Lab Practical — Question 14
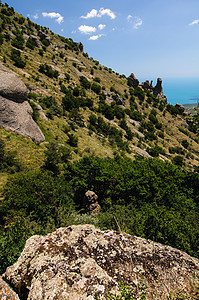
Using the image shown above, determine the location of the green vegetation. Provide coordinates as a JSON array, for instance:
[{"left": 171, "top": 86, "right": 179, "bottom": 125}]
[
  {"left": 0, "top": 6, "right": 199, "bottom": 298},
  {"left": 1, "top": 154, "right": 199, "bottom": 273},
  {"left": 39, "top": 63, "right": 59, "bottom": 78}
]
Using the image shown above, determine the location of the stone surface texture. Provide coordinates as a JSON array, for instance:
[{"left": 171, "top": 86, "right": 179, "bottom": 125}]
[
  {"left": 0, "top": 276, "right": 20, "bottom": 300},
  {"left": 0, "top": 62, "right": 45, "bottom": 142},
  {"left": 3, "top": 224, "right": 199, "bottom": 300}
]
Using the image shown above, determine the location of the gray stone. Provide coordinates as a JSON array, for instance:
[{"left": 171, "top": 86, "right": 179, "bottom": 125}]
[
  {"left": 0, "top": 62, "right": 45, "bottom": 142},
  {"left": 0, "top": 96, "right": 45, "bottom": 142},
  {"left": 3, "top": 225, "right": 199, "bottom": 300},
  {"left": 0, "top": 69, "right": 28, "bottom": 103}
]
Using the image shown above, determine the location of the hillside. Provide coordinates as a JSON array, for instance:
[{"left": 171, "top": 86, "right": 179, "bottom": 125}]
[
  {"left": 0, "top": 2, "right": 198, "bottom": 175},
  {"left": 1, "top": 3, "right": 199, "bottom": 298}
]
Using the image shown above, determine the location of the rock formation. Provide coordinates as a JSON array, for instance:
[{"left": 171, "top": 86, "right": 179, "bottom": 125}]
[
  {"left": 84, "top": 190, "right": 101, "bottom": 214},
  {"left": 127, "top": 73, "right": 139, "bottom": 88},
  {"left": 0, "top": 63, "right": 45, "bottom": 142},
  {"left": 141, "top": 77, "right": 167, "bottom": 102},
  {"left": 175, "top": 103, "right": 185, "bottom": 115},
  {"left": 3, "top": 225, "right": 199, "bottom": 300}
]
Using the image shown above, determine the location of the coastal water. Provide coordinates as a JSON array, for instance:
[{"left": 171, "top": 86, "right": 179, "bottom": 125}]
[{"left": 140, "top": 77, "right": 199, "bottom": 105}]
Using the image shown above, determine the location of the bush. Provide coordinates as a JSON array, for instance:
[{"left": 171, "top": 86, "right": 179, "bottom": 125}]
[
  {"left": 39, "top": 64, "right": 59, "bottom": 79},
  {"left": 181, "top": 139, "right": 189, "bottom": 149},
  {"left": 10, "top": 48, "right": 26, "bottom": 68},
  {"left": 173, "top": 155, "right": 184, "bottom": 166},
  {"left": 79, "top": 76, "right": 91, "bottom": 89},
  {"left": 91, "top": 82, "right": 101, "bottom": 94},
  {"left": 28, "top": 100, "right": 39, "bottom": 123},
  {"left": 67, "top": 133, "right": 78, "bottom": 147},
  {"left": 11, "top": 31, "right": 24, "bottom": 50},
  {"left": 26, "top": 37, "right": 36, "bottom": 50}
]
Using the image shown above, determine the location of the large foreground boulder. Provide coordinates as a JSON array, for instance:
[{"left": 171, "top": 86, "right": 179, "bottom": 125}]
[
  {"left": 0, "top": 63, "right": 45, "bottom": 142},
  {"left": 3, "top": 224, "right": 199, "bottom": 299}
]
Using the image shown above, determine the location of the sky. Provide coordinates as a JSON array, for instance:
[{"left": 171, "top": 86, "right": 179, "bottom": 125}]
[{"left": 2, "top": 0, "right": 199, "bottom": 81}]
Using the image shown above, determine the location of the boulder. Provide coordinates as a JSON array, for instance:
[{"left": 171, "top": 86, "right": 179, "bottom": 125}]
[
  {"left": 0, "top": 96, "right": 45, "bottom": 142},
  {"left": 0, "top": 63, "right": 45, "bottom": 142},
  {"left": 0, "top": 69, "right": 28, "bottom": 102},
  {"left": 175, "top": 103, "right": 185, "bottom": 115},
  {"left": 3, "top": 225, "right": 199, "bottom": 300}
]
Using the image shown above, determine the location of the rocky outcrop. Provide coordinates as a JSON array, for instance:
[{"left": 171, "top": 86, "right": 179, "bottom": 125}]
[
  {"left": 153, "top": 78, "right": 164, "bottom": 99},
  {"left": 38, "top": 30, "right": 51, "bottom": 45},
  {"left": 175, "top": 103, "right": 185, "bottom": 115},
  {"left": 3, "top": 225, "right": 199, "bottom": 300},
  {"left": 140, "top": 77, "right": 167, "bottom": 102},
  {"left": 0, "top": 63, "right": 45, "bottom": 142},
  {"left": 127, "top": 73, "right": 139, "bottom": 88},
  {"left": 105, "top": 92, "right": 124, "bottom": 105}
]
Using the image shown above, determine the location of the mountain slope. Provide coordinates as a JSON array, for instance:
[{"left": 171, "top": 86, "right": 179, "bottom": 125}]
[{"left": 0, "top": 1, "right": 198, "bottom": 174}]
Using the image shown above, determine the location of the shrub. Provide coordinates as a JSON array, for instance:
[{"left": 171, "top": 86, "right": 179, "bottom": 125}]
[
  {"left": 10, "top": 48, "right": 26, "bottom": 68},
  {"left": 173, "top": 155, "right": 184, "bottom": 167},
  {"left": 79, "top": 76, "right": 91, "bottom": 89},
  {"left": 91, "top": 82, "right": 101, "bottom": 94},
  {"left": 26, "top": 37, "right": 36, "bottom": 50},
  {"left": 181, "top": 139, "right": 189, "bottom": 149},
  {"left": 67, "top": 133, "right": 78, "bottom": 147},
  {"left": 28, "top": 100, "right": 39, "bottom": 123},
  {"left": 39, "top": 64, "right": 59, "bottom": 79}
]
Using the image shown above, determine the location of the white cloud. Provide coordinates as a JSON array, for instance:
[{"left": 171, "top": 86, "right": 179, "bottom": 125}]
[
  {"left": 134, "top": 17, "right": 143, "bottom": 29},
  {"left": 89, "top": 34, "right": 103, "bottom": 40},
  {"left": 99, "top": 8, "right": 116, "bottom": 19},
  {"left": 127, "top": 15, "right": 133, "bottom": 22},
  {"left": 127, "top": 15, "right": 143, "bottom": 29},
  {"left": 98, "top": 24, "right": 106, "bottom": 30},
  {"left": 81, "top": 9, "right": 98, "bottom": 19},
  {"left": 81, "top": 8, "right": 116, "bottom": 20},
  {"left": 78, "top": 25, "right": 96, "bottom": 34},
  {"left": 189, "top": 19, "right": 199, "bottom": 26},
  {"left": 42, "top": 12, "right": 64, "bottom": 24},
  {"left": 33, "top": 13, "right": 39, "bottom": 20}
]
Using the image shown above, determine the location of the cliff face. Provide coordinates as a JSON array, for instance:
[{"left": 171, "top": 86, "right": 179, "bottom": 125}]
[
  {"left": 0, "top": 62, "right": 45, "bottom": 142},
  {"left": 3, "top": 225, "right": 199, "bottom": 299}
]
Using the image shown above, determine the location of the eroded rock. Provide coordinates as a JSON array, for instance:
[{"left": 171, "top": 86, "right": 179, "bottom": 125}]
[
  {"left": 3, "top": 225, "right": 199, "bottom": 299},
  {"left": 0, "top": 69, "right": 28, "bottom": 102},
  {"left": 127, "top": 73, "right": 139, "bottom": 88},
  {"left": 0, "top": 63, "right": 45, "bottom": 142},
  {"left": 85, "top": 190, "right": 101, "bottom": 214}
]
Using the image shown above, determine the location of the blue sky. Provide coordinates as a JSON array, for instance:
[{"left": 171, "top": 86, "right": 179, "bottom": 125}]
[{"left": 3, "top": 0, "right": 199, "bottom": 80}]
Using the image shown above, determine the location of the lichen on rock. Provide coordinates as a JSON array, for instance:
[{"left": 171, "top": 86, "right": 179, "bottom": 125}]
[{"left": 3, "top": 224, "right": 199, "bottom": 299}]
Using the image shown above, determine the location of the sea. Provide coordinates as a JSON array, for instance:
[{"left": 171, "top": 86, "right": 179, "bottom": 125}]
[{"left": 140, "top": 77, "right": 199, "bottom": 106}]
